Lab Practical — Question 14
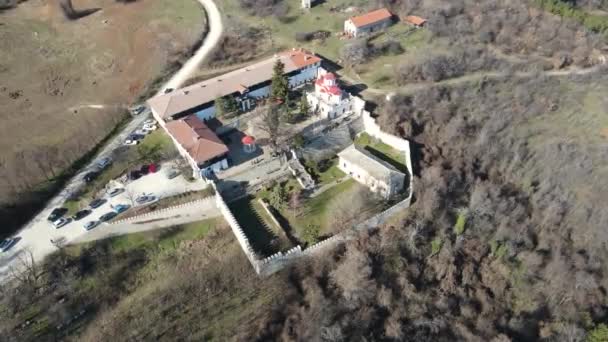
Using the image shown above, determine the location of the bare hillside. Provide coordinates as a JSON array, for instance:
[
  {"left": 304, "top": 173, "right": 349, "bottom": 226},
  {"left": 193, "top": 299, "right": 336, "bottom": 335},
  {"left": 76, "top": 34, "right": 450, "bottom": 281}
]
[{"left": 0, "top": 0, "right": 205, "bottom": 235}]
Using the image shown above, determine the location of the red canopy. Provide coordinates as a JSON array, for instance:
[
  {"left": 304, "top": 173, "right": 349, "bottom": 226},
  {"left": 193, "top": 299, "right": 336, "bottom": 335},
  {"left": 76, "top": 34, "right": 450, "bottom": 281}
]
[{"left": 242, "top": 135, "right": 255, "bottom": 145}]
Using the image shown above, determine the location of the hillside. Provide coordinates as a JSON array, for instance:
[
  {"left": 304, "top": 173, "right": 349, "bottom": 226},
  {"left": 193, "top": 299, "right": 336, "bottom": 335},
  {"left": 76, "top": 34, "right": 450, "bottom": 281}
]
[
  {"left": 1, "top": 0, "right": 608, "bottom": 341},
  {"left": 0, "top": 0, "right": 205, "bottom": 236}
]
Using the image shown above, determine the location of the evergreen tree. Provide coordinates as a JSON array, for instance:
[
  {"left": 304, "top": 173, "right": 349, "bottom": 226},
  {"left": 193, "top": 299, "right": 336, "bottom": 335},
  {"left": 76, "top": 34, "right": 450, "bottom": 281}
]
[
  {"left": 215, "top": 95, "right": 239, "bottom": 117},
  {"left": 270, "top": 59, "right": 289, "bottom": 101},
  {"left": 224, "top": 95, "right": 239, "bottom": 114},
  {"left": 214, "top": 96, "right": 226, "bottom": 117},
  {"left": 299, "top": 95, "right": 310, "bottom": 117}
]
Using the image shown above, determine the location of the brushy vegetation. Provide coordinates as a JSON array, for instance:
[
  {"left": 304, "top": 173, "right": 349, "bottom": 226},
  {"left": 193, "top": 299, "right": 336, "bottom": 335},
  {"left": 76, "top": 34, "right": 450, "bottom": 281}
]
[{"left": 534, "top": 0, "right": 608, "bottom": 35}]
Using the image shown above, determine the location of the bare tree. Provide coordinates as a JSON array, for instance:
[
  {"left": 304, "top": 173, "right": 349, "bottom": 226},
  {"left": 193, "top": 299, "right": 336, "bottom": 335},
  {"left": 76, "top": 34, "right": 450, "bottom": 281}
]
[
  {"left": 255, "top": 105, "right": 290, "bottom": 152},
  {"left": 289, "top": 189, "right": 302, "bottom": 219},
  {"left": 10, "top": 249, "right": 42, "bottom": 288}
]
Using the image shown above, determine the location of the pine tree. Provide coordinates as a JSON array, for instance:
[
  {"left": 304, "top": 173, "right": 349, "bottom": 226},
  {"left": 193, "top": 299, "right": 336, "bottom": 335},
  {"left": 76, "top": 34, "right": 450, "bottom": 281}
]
[
  {"left": 270, "top": 59, "right": 289, "bottom": 101},
  {"left": 214, "top": 96, "right": 226, "bottom": 117},
  {"left": 224, "top": 95, "right": 239, "bottom": 114},
  {"left": 299, "top": 95, "right": 310, "bottom": 117}
]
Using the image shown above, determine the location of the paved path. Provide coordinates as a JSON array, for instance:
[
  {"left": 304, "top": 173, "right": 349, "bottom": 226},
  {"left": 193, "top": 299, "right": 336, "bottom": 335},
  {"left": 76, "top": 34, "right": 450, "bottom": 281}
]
[
  {"left": 0, "top": 0, "right": 223, "bottom": 282},
  {"left": 71, "top": 197, "right": 219, "bottom": 244}
]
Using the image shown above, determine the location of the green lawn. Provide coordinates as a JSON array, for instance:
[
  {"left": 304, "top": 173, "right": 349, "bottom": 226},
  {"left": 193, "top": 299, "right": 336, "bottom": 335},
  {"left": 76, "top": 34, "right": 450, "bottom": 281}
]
[
  {"left": 354, "top": 132, "right": 407, "bottom": 172},
  {"left": 287, "top": 179, "right": 358, "bottom": 243},
  {"left": 138, "top": 129, "right": 176, "bottom": 157},
  {"left": 228, "top": 197, "right": 290, "bottom": 256},
  {"left": 317, "top": 160, "right": 346, "bottom": 185},
  {"left": 304, "top": 157, "right": 346, "bottom": 186}
]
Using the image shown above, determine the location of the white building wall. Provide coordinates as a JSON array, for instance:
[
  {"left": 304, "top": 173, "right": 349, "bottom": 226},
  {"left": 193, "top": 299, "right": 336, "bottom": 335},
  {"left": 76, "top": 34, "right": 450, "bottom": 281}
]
[
  {"left": 248, "top": 85, "right": 271, "bottom": 99},
  {"left": 338, "top": 157, "right": 390, "bottom": 197},
  {"left": 195, "top": 105, "right": 216, "bottom": 122},
  {"left": 344, "top": 20, "right": 357, "bottom": 37},
  {"left": 288, "top": 63, "right": 320, "bottom": 87}
]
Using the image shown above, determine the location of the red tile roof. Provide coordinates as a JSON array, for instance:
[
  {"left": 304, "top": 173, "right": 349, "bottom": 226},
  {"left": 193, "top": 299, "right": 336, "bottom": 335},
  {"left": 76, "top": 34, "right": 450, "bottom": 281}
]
[
  {"left": 148, "top": 49, "right": 321, "bottom": 119},
  {"left": 165, "top": 116, "right": 228, "bottom": 165},
  {"left": 279, "top": 48, "right": 322, "bottom": 69},
  {"left": 404, "top": 15, "right": 427, "bottom": 26},
  {"left": 348, "top": 8, "right": 392, "bottom": 28}
]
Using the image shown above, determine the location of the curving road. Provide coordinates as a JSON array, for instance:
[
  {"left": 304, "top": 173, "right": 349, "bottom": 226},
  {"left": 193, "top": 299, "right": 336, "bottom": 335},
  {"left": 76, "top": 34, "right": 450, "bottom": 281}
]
[{"left": 0, "top": 0, "right": 223, "bottom": 282}]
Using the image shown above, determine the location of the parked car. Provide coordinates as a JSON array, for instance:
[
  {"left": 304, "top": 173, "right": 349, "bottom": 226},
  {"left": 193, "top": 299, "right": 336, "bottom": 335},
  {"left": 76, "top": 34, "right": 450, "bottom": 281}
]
[
  {"left": 71, "top": 209, "right": 92, "bottom": 221},
  {"left": 99, "top": 212, "right": 117, "bottom": 222},
  {"left": 133, "top": 129, "right": 150, "bottom": 136},
  {"left": 97, "top": 157, "right": 112, "bottom": 170},
  {"left": 128, "top": 170, "right": 142, "bottom": 180},
  {"left": 0, "top": 238, "right": 18, "bottom": 252},
  {"left": 140, "top": 164, "right": 150, "bottom": 175},
  {"left": 135, "top": 195, "right": 157, "bottom": 205},
  {"left": 89, "top": 198, "right": 107, "bottom": 209},
  {"left": 143, "top": 119, "right": 156, "bottom": 126},
  {"left": 148, "top": 163, "right": 158, "bottom": 173},
  {"left": 164, "top": 88, "right": 174, "bottom": 94},
  {"left": 165, "top": 169, "right": 180, "bottom": 179},
  {"left": 130, "top": 105, "right": 146, "bottom": 116},
  {"left": 113, "top": 204, "right": 131, "bottom": 214},
  {"left": 142, "top": 124, "right": 157, "bottom": 132},
  {"left": 52, "top": 217, "right": 71, "bottom": 229},
  {"left": 47, "top": 207, "right": 68, "bottom": 222},
  {"left": 83, "top": 221, "right": 100, "bottom": 231},
  {"left": 107, "top": 188, "right": 125, "bottom": 197},
  {"left": 124, "top": 139, "right": 140, "bottom": 146},
  {"left": 84, "top": 171, "right": 100, "bottom": 183}
]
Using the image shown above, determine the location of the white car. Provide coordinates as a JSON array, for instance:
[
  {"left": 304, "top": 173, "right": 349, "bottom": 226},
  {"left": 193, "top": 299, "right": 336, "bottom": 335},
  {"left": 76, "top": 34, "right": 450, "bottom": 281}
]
[
  {"left": 142, "top": 124, "right": 158, "bottom": 131},
  {"left": 143, "top": 119, "right": 156, "bottom": 126},
  {"left": 124, "top": 139, "right": 139, "bottom": 146},
  {"left": 52, "top": 218, "right": 71, "bottom": 229},
  {"left": 133, "top": 129, "right": 150, "bottom": 136}
]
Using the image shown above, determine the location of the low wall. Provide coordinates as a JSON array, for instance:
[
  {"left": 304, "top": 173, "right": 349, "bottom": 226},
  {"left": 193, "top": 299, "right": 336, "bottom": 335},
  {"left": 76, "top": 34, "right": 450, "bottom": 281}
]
[
  {"left": 362, "top": 110, "right": 414, "bottom": 204},
  {"left": 212, "top": 183, "right": 260, "bottom": 271},
  {"left": 257, "top": 199, "right": 283, "bottom": 231},
  {"left": 111, "top": 197, "right": 215, "bottom": 225},
  {"left": 287, "top": 150, "right": 315, "bottom": 190}
]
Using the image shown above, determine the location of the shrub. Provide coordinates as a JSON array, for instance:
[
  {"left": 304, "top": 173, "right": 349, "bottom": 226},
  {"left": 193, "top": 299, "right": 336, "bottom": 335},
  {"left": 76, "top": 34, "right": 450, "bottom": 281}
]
[
  {"left": 587, "top": 324, "right": 608, "bottom": 342},
  {"left": 295, "top": 32, "right": 314, "bottom": 42},
  {"left": 454, "top": 211, "right": 467, "bottom": 235},
  {"left": 301, "top": 223, "right": 320, "bottom": 245},
  {"left": 430, "top": 237, "right": 443, "bottom": 256}
]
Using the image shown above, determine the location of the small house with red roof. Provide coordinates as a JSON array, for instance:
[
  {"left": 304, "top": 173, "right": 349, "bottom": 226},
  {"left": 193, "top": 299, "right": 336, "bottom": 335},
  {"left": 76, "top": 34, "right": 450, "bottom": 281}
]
[
  {"left": 165, "top": 115, "right": 229, "bottom": 177},
  {"left": 403, "top": 15, "right": 427, "bottom": 27},
  {"left": 344, "top": 8, "right": 393, "bottom": 38}
]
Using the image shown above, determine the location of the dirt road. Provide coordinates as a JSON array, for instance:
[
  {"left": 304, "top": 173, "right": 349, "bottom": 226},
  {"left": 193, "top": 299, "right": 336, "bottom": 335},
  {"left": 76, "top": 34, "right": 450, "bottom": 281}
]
[{"left": 0, "top": 0, "right": 223, "bottom": 282}]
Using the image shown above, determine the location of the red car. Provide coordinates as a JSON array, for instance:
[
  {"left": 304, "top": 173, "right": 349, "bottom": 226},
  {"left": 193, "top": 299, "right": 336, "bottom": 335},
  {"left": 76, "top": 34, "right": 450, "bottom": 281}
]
[{"left": 149, "top": 163, "right": 158, "bottom": 173}]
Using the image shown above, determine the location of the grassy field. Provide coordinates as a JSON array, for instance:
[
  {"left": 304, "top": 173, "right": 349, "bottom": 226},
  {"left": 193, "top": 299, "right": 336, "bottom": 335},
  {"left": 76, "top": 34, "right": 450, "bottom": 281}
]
[
  {"left": 355, "top": 132, "right": 407, "bottom": 172},
  {"left": 282, "top": 179, "right": 359, "bottom": 244}
]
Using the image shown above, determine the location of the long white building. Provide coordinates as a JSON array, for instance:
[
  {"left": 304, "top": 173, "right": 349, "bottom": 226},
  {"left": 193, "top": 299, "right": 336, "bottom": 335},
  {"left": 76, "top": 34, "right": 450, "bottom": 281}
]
[{"left": 147, "top": 49, "right": 322, "bottom": 124}]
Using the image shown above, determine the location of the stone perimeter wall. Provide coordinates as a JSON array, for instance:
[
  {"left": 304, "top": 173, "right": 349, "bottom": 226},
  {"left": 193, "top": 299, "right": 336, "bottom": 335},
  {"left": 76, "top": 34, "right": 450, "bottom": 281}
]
[{"left": 214, "top": 104, "right": 415, "bottom": 277}]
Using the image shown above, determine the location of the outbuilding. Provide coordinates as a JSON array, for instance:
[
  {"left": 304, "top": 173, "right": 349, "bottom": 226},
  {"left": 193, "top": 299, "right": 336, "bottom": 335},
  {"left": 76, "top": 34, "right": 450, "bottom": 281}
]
[{"left": 344, "top": 8, "right": 393, "bottom": 38}]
